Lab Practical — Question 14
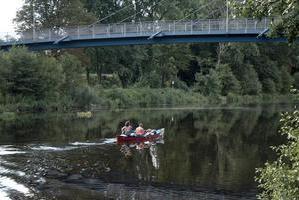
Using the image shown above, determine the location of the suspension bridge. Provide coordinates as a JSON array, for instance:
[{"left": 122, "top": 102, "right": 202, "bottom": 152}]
[{"left": 0, "top": 18, "right": 285, "bottom": 51}]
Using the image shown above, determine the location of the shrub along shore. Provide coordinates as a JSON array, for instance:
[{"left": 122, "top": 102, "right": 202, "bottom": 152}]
[
  {"left": 0, "top": 47, "right": 298, "bottom": 116},
  {"left": 0, "top": 87, "right": 298, "bottom": 114}
]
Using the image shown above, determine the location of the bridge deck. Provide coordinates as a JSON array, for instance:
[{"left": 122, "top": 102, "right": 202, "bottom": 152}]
[{"left": 0, "top": 18, "right": 284, "bottom": 50}]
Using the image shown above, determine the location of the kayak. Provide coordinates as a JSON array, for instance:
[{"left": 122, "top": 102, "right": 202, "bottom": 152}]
[{"left": 117, "top": 128, "right": 165, "bottom": 144}]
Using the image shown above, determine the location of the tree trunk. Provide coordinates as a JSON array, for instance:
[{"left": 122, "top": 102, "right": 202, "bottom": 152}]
[
  {"left": 86, "top": 66, "right": 90, "bottom": 85},
  {"left": 217, "top": 43, "right": 226, "bottom": 65},
  {"left": 118, "top": 74, "right": 126, "bottom": 88},
  {"left": 95, "top": 48, "right": 101, "bottom": 83},
  {"left": 99, "top": 64, "right": 103, "bottom": 84},
  {"left": 161, "top": 73, "right": 165, "bottom": 88}
]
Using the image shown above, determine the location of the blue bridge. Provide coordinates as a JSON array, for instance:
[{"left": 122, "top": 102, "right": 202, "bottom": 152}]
[{"left": 0, "top": 18, "right": 286, "bottom": 51}]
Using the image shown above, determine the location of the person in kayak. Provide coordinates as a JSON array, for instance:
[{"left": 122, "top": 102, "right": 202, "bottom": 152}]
[
  {"left": 136, "top": 123, "right": 145, "bottom": 136},
  {"left": 121, "top": 121, "right": 133, "bottom": 135}
]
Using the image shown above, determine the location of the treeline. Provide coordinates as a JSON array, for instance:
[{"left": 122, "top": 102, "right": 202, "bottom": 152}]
[
  {"left": 0, "top": 48, "right": 90, "bottom": 111},
  {"left": 1, "top": 0, "right": 298, "bottom": 111}
]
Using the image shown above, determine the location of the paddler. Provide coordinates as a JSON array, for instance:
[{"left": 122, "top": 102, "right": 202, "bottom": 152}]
[
  {"left": 121, "top": 121, "right": 133, "bottom": 135},
  {"left": 136, "top": 123, "right": 145, "bottom": 136}
]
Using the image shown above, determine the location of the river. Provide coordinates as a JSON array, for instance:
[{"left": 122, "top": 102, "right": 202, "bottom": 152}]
[{"left": 0, "top": 104, "right": 295, "bottom": 200}]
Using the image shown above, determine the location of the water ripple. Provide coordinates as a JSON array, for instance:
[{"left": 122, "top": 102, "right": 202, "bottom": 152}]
[
  {"left": 0, "top": 146, "right": 26, "bottom": 155},
  {"left": 70, "top": 138, "right": 116, "bottom": 146}
]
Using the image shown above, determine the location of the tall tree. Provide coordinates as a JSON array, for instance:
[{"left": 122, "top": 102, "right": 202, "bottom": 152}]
[
  {"left": 15, "top": 0, "right": 96, "bottom": 31},
  {"left": 236, "top": 0, "right": 299, "bottom": 42}
]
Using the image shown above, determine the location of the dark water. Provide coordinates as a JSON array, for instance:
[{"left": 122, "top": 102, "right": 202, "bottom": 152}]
[{"left": 0, "top": 104, "right": 295, "bottom": 200}]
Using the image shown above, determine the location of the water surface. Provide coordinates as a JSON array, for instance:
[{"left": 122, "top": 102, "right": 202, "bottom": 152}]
[{"left": 0, "top": 104, "right": 294, "bottom": 199}]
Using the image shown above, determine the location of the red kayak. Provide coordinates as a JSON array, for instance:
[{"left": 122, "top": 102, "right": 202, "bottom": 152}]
[{"left": 117, "top": 128, "right": 164, "bottom": 144}]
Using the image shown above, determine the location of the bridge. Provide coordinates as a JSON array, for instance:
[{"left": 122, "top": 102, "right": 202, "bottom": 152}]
[{"left": 0, "top": 18, "right": 286, "bottom": 51}]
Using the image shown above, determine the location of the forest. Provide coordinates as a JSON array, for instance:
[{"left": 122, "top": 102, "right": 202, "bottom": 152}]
[{"left": 0, "top": 0, "right": 298, "bottom": 112}]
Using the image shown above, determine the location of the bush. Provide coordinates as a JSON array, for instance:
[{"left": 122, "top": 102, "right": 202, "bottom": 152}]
[
  {"left": 255, "top": 110, "right": 299, "bottom": 200},
  {"left": 262, "top": 79, "right": 276, "bottom": 94},
  {"left": 280, "top": 67, "right": 293, "bottom": 94},
  {"left": 0, "top": 47, "right": 64, "bottom": 101},
  {"left": 173, "top": 79, "right": 189, "bottom": 91},
  {"left": 194, "top": 70, "right": 221, "bottom": 96},
  {"left": 0, "top": 112, "right": 16, "bottom": 121},
  {"left": 216, "top": 64, "right": 241, "bottom": 96},
  {"left": 240, "top": 64, "right": 262, "bottom": 95},
  {"left": 101, "top": 73, "right": 121, "bottom": 88},
  {"left": 96, "top": 88, "right": 206, "bottom": 108},
  {"left": 135, "top": 72, "right": 161, "bottom": 88},
  {"left": 70, "top": 86, "right": 100, "bottom": 109},
  {"left": 59, "top": 53, "right": 84, "bottom": 90}
]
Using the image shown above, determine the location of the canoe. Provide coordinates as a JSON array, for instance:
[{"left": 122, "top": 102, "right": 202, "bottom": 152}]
[{"left": 117, "top": 128, "right": 165, "bottom": 144}]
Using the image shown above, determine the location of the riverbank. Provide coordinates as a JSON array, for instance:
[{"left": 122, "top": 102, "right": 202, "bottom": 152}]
[
  {"left": 95, "top": 88, "right": 299, "bottom": 109},
  {"left": 0, "top": 88, "right": 298, "bottom": 119}
]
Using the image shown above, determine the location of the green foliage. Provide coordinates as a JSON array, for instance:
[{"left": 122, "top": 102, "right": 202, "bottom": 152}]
[
  {"left": 280, "top": 67, "right": 293, "bottom": 94},
  {"left": 59, "top": 53, "right": 84, "bottom": 90},
  {"left": 135, "top": 71, "right": 161, "bottom": 89},
  {"left": 15, "top": 0, "right": 95, "bottom": 31},
  {"left": 70, "top": 86, "right": 100, "bottom": 109},
  {"left": 194, "top": 64, "right": 240, "bottom": 96},
  {"left": 262, "top": 79, "right": 276, "bottom": 94},
  {"left": 194, "top": 70, "right": 221, "bottom": 96},
  {"left": 237, "top": 0, "right": 299, "bottom": 42},
  {"left": 100, "top": 74, "right": 122, "bottom": 88},
  {"left": 0, "top": 112, "right": 16, "bottom": 121},
  {"left": 0, "top": 47, "right": 64, "bottom": 101},
  {"left": 256, "top": 110, "right": 299, "bottom": 200},
  {"left": 240, "top": 64, "right": 262, "bottom": 95},
  {"left": 216, "top": 64, "right": 240, "bottom": 96},
  {"left": 98, "top": 88, "right": 207, "bottom": 108}
]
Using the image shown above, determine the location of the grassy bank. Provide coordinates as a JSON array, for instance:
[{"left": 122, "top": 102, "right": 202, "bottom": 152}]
[
  {"left": 0, "top": 87, "right": 297, "bottom": 117},
  {"left": 74, "top": 87, "right": 299, "bottom": 109}
]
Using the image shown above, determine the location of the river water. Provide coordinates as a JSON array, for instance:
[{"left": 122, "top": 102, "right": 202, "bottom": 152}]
[{"left": 0, "top": 104, "right": 295, "bottom": 200}]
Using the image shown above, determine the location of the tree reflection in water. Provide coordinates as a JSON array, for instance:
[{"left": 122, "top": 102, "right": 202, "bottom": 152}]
[{"left": 0, "top": 104, "right": 295, "bottom": 199}]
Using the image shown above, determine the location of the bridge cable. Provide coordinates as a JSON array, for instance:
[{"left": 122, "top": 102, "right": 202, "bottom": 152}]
[
  {"left": 205, "top": 6, "right": 227, "bottom": 19},
  {"left": 66, "top": 0, "right": 147, "bottom": 38},
  {"left": 117, "top": 0, "right": 169, "bottom": 24},
  {"left": 177, "top": 0, "right": 219, "bottom": 22},
  {"left": 89, "top": 0, "right": 146, "bottom": 27},
  {"left": 118, "top": 0, "right": 218, "bottom": 24}
]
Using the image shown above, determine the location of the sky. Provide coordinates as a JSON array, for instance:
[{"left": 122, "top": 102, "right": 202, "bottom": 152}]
[{"left": 0, "top": 0, "right": 23, "bottom": 33}]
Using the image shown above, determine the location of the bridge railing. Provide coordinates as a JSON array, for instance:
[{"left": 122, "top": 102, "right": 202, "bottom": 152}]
[{"left": 0, "top": 18, "right": 273, "bottom": 44}]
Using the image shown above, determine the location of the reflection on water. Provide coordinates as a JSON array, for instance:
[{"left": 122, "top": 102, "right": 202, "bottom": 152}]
[{"left": 0, "top": 104, "right": 295, "bottom": 199}]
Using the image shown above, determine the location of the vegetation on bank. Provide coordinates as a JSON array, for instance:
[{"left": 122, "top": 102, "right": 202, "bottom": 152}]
[
  {"left": 0, "top": 47, "right": 298, "bottom": 114},
  {"left": 236, "top": 0, "right": 299, "bottom": 42},
  {"left": 255, "top": 110, "right": 299, "bottom": 199}
]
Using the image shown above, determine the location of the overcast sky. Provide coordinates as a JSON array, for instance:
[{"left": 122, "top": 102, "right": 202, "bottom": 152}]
[{"left": 0, "top": 0, "right": 23, "bottom": 33}]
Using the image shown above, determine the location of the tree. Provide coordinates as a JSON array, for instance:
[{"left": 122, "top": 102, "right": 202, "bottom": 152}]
[
  {"left": 59, "top": 53, "right": 84, "bottom": 91},
  {"left": 15, "top": 0, "right": 95, "bottom": 31},
  {"left": 240, "top": 64, "right": 262, "bottom": 95},
  {"left": 85, "top": 47, "right": 114, "bottom": 84},
  {"left": 216, "top": 64, "right": 240, "bottom": 96},
  {"left": 0, "top": 47, "right": 64, "bottom": 101},
  {"left": 237, "top": 0, "right": 299, "bottom": 42},
  {"left": 262, "top": 79, "right": 276, "bottom": 94},
  {"left": 194, "top": 70, "right": 221, "bottom": 96},
  {"left": 280, "top": 67, "right": 293, "bottom": 94},
  {"left": 152, "top": 45, "right": 191, "bottom": 87}
]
